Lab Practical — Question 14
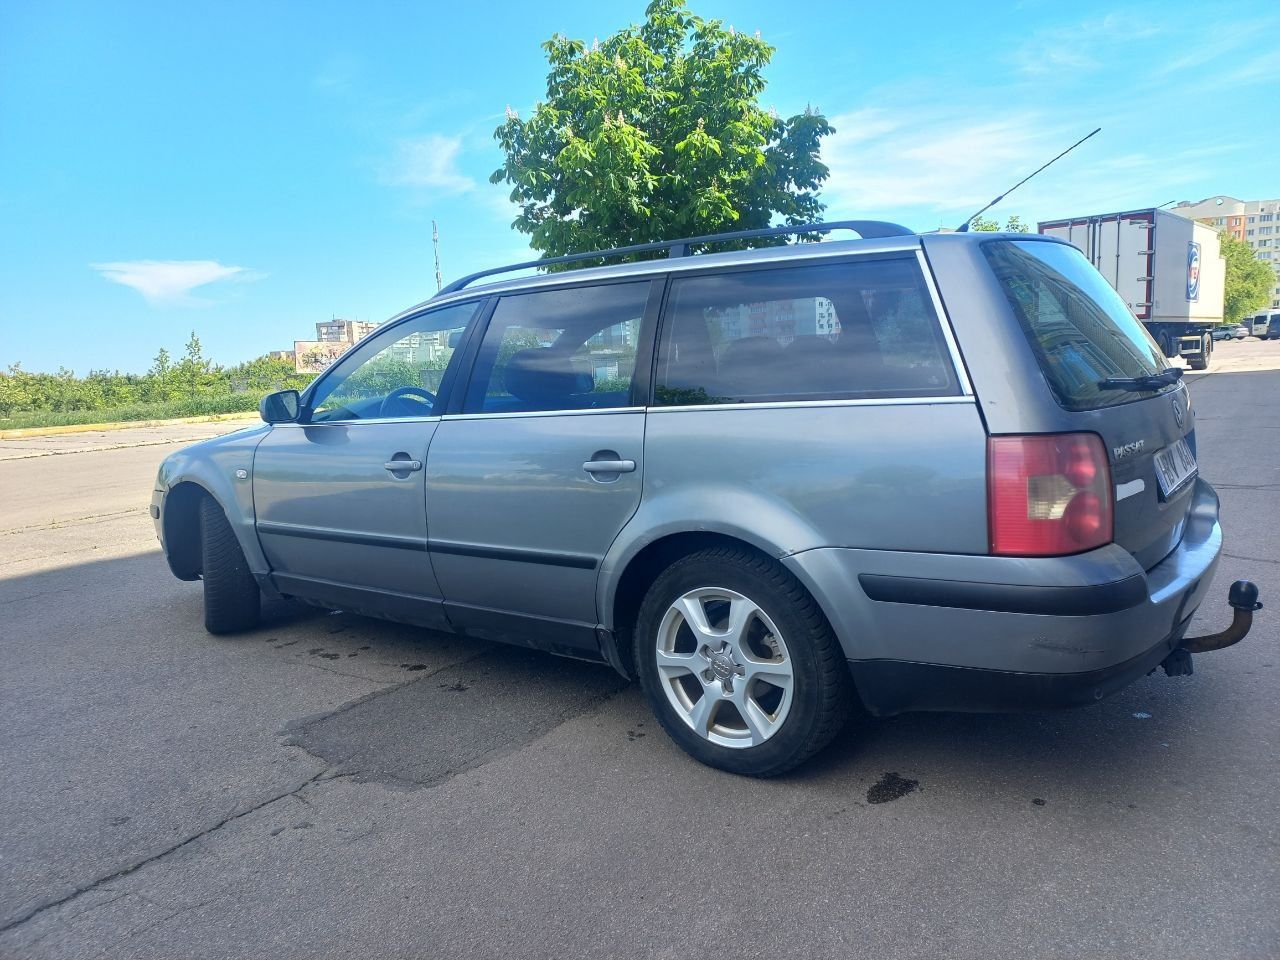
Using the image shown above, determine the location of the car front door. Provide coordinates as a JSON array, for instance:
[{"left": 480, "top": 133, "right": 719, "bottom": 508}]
[
  {"left": 425, "top": 279, "right": 659, "bottom": 657},
  {"left": 252, "top": 300, "right": 482, "bottom": 627}
]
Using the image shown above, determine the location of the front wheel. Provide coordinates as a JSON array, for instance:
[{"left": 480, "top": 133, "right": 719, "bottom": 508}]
[
  {"left": 634, "top": 546, "right": 853, "bottom": 777},
  {"left": 199, "top": 496, "right": 261, "bottom": 634}
]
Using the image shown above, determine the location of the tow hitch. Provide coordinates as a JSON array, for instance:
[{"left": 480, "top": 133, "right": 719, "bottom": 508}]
[{"left": 1162, "top": 580, "right": 1262, "bottom": 676}]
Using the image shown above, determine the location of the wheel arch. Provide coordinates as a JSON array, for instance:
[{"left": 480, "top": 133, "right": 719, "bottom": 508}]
[
  {"left": 162, "top": 480, "right": 212, "bottom": 580},
  {"left": 160, "top": 476, "right": 269, "bottom": 590},
  {"left": 603, "top": 528, "right": 840, "bottom": 681}
]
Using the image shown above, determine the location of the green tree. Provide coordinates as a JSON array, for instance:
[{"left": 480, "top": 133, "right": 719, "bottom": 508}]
[
  {"left": 175, "top": 331, "right": 213, "bottom": 398},
  {"left": 1219, "top": 231, "right": 1274, "bottom": 324},
  {"left": 145, "top": 346, "right": 175, "bottom": 401},
  {"left": 150, "top": 347, "right": 171, "bottom": 376},
  {"left": 971, "top": 215, "right": 1030, "bottom": 233},
  {"left": 490, "top": 0, "right": 834, "bottom": 260}
]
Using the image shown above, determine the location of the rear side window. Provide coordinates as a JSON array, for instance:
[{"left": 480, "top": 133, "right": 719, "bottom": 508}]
[
  {"left": 462, "top": 281, "right": 651, "bottom": 414},
  {"left": 983, "top": 240, "right": 1168, "bottom": 411},
  {"left": 653, "top": 258, "right": 957, "bottom": 406}
]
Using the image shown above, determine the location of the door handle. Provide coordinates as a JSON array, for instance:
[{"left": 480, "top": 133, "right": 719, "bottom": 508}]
[
  {"left": 384, "top": 459, "right": 422, "bottom": 472},
  {"left": 583, "top": 459, "right": 636, "bottom": 474}
]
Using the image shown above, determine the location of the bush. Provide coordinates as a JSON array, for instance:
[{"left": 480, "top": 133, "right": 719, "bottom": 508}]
[{"left": 0, "top": 339, "right": 317, "bottom": 427}]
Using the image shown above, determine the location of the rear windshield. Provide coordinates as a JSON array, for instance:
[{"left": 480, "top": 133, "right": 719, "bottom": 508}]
[{"left": 983, "top": 239, "right": 1168, "bottom": 411}]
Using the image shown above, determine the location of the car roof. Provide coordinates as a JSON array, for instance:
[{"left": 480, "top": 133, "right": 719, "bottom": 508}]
[{"left": 385, "top": 229, "right": 1069, "bottom": 325}]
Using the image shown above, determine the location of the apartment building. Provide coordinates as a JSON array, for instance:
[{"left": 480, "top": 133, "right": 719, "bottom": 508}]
[
  {"left": 315, "top": 319, "right": 379, "bottom": 344},
  {"left": 1172, "top": 196, "right": 1280, "bottom": 308},
  {"left": 282, "top": 318, "right": 384, "bottom": 373}
]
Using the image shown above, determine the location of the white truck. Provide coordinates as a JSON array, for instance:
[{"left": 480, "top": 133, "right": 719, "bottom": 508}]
[{"left": 1038, "top": 208, "right": 1226, "bottom": 370}]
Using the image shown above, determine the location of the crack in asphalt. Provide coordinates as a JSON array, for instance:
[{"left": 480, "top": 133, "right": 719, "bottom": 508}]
[
  {"left": 288, "top": 656, "right": 392, "bottom": 682},
  {"left": 0, "top": 645, "right": 537, "bottom": 941},
  {"left": 1, "top": 538, "right": 154, "bottom": 568},
  {"left": 0, "top": 436, "right": 229, "bottom": 461},
  {"left": 0, "top": 767, "right": 330, "bottom": 937},
  {"left": 1222, "top": 551, "right": 1280, "bottom": 567},
  {"left": 283, "top": 648, "right": 494, "bottom": 738},
  {"left": 0, "top": 508, "right": 143, "bottom": 537}
]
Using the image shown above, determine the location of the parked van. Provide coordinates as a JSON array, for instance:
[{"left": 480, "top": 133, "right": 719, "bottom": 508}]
[
  {"left": 151, "top": 222, "right": 1258, "bottom": 776},
  {"left": 1248, "top": 313, "right": 1278, "bottom": 340}
]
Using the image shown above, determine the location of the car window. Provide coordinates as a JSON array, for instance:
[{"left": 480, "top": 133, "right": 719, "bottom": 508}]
[
  {"left": 983, "top": 240, "right": 1168, "bottom": 412},
  {"left": 308, "top": 301, "right": 480, "bottom": 422},
  {"left": 652, "top": 258, "right": 957, "bottom": 406},
  {"left": 462, "top": 282, "right": 651, "bottom": 414}
]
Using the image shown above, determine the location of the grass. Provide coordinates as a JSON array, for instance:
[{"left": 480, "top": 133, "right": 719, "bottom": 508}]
[{"left": 0, "top": 394, "right": 262, "bottom": 431}]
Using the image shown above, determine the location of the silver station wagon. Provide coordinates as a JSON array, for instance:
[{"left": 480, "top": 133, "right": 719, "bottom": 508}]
[{"left": 152, "top": 221, "right": 1260, "bottom": 776}]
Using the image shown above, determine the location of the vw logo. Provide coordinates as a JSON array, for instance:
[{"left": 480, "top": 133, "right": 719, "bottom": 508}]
[{"left": 1171, "top": 393, "right": 1184, "bottom": 429}]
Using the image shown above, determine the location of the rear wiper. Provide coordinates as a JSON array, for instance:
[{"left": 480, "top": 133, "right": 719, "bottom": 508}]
[{"left": 1098, "top": 367, "right": 1183, "bottom": 392}]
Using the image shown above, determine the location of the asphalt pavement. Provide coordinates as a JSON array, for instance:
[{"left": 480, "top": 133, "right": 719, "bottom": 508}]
[{"left": 1, "top": 338, "right": 1277, "bottom": 959}]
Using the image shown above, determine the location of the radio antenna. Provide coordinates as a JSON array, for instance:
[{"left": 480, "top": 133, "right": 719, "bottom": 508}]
[{"left": 956, "top": 127, "right": 1101, "bottom": 232}]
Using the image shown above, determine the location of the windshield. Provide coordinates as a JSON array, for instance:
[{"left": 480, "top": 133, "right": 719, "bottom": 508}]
[{"left": 984, "top": 239, "right": 1169, "bottom": 411}]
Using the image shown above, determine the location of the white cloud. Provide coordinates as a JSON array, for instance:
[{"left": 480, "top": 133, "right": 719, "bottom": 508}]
[
  {"left": 313, "top": 55, "right": 360, "bottom": 91},
  {"left": 1009, "top": 13, "right": 1161, "bottom": 77},
  {"left": 382, "top": 134, "right": 475, "bottom": 194},
  {"left": 821, "top": 107, "right": 1053, "bottom": 216},
  {"left": 1152, "top": 17, "right": 1277, "bottom": 76},
  {"left": 817, "top": 106, "right": 1235, "bottom": 229},
  {"left": 91, "top": 260, "right": 260, "bottom": 306}
]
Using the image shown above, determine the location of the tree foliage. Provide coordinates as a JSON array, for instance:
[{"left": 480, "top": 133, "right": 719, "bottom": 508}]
[
  {"left": 1219, "top": 230, "right": 1274, "bottom": 324},
  {"left": 971, "top": 214, "right": 1030, "bottom": 233},
  {"left": 490, "top": 0, "right": 833, "bottom": 260}
]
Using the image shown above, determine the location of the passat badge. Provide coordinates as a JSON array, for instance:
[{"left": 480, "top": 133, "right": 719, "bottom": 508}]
[{"left": 1113, "top": 439, "right": 1145, "bottom": 460}]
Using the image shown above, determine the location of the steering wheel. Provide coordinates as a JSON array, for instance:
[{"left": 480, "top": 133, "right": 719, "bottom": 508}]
[{"left": 378, "top": 385, "right": 437, "bottom": 418}]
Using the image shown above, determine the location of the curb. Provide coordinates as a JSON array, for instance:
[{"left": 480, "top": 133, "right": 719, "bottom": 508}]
[{"left": 0, "top": 410, "right": 261, "bottom": 440}]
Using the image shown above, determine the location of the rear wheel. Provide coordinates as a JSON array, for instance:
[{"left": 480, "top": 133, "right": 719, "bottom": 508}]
[
  {"left": 634, "top": 546, "right": 852, "bottom": 777},
  {"left": 1189, "top": 334, "right": 1210, "bottom": 371},
  {"left": 199, "top": 496, "right": 261, "bottom": 634}
]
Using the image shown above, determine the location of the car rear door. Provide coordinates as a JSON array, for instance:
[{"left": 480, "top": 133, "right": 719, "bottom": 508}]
[
  {"left": 424, "top": 279, "right": 660, "bottom": 657},
  {"left": 252, "top": 300, "right": 481, "bottom": 626}
]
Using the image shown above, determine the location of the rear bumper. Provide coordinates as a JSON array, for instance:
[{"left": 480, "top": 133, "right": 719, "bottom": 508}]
[
  {"left": 782, "top": 477, "right": 1223, "bottom": 715},
  {"left": 851, "top": 620, "right": 1189, "bottom": 715}
]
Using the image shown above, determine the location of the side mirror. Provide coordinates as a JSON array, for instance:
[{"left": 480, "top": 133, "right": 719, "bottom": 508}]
[
  {"left": 260, "top": 389, "right": 301, "bottom": 424},
  {"left": 448, "top": 330, "right": 463, "bottom": 349}
]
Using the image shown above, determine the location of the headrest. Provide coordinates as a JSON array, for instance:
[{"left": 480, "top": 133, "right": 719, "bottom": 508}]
[
  {"left": 717, "top": 336, "right": 785, "bottom": 397},
  {"left": 502, "top": 347, "right": 591, "bottom": 406}
]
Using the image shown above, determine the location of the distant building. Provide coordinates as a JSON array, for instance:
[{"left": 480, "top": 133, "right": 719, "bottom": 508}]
[
  {"left": 315, "top": 319, "right": 378, "bottom": 344},
  {"left": 1172, "top": 196, "right": 1280, "bottom": 309},
  {"left": 268, "top": 349, "right": 295, "bottom": 363},
  {"left": 292, "top": 340, "right": 350, "bottom": 373},
  {"left": 287, "top": 318, "right": 382, "bottom": 373},
  {"left": 708, "top": 297, "right": 841, "bottom": 345}
]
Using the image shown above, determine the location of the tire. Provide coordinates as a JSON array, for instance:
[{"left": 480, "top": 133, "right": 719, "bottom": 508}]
[
  {"left": 634, "top": 546, "right": 852, "bottom": 777},
  {"left": 1157, "top": 332, "right": 1175, "bottom": 359},
  {"left": 199, "top": 496, "right": 261, "bottom": 634},
  {"left": 1189, "top": 334, "right": 1210, "bottom": 371}
]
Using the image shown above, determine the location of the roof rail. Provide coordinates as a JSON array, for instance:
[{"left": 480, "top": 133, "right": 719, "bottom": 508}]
[{"left": 436, "top": 219, "right": 914, "bottom": 296}]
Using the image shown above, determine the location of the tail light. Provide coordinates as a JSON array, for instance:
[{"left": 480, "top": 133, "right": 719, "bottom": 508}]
[{"left": 988, "top": 433, "right": 1113, "bottom": 556}]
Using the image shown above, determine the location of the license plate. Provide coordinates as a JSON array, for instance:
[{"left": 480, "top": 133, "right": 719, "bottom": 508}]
[{"left": 1153, "top": 437, "right": 1197, "bottom": 498}]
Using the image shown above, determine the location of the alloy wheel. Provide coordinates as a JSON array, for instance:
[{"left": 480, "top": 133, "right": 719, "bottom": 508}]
[{"left": 654, "top": 587, "right": 794, "bottom": 748}]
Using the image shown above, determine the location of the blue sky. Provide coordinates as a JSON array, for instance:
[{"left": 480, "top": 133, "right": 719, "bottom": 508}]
[{"left": 2, "top": 0, "right": 1276, "bottom": 373}]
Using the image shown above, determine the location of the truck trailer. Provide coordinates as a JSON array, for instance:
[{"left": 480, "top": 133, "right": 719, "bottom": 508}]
[{"left": 1038, "top": 208, "right": 1226, "bottom": 370}]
